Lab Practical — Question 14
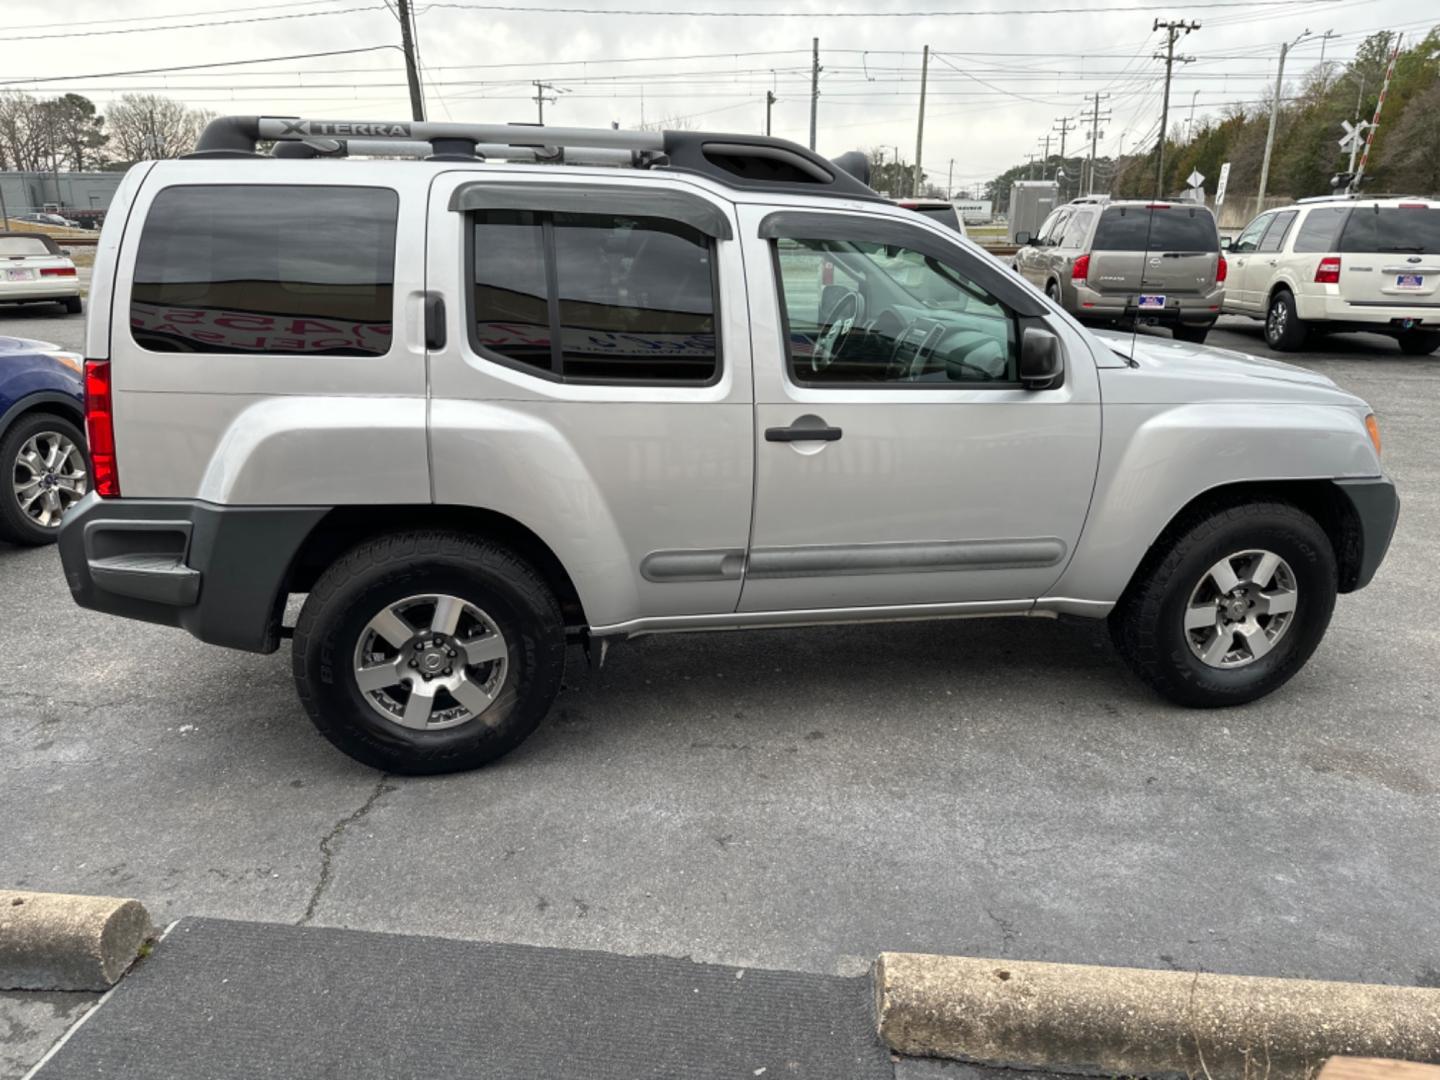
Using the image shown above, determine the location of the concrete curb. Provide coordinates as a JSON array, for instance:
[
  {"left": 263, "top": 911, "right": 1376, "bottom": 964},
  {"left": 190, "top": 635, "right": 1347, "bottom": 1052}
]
[
  {"left": 0, "top": 890, "right": 153, "bottom": 991},
  {"left": 875, "top": 952, "right": 1440, "bottom": 1080}
]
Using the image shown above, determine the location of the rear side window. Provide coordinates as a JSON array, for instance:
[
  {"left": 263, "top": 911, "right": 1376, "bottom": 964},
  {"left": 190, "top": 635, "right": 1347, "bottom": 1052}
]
[
  {"left": 130, "top": 185, "right": 398, "bottom": 356},
  {"left": 1092, "top": 206, "right": 1219, "bottom": 252},
  {"left": 471, "top": 210, "right": 719, "bottom": 384},
  {"left": 1257, "top": 210, "right": 1298, "bottom": 253},
  {"left": 1292, "top": 207, "right": 1350, "bottom": 253},
  {"left": 1339, "top": 207, "right": 1440, "bottom": 254}
]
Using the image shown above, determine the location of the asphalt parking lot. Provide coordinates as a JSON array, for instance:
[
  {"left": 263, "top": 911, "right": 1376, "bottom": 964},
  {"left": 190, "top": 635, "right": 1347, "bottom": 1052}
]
[{"left": 3, "top": 306, "right": 1438, "bottom": 1072}]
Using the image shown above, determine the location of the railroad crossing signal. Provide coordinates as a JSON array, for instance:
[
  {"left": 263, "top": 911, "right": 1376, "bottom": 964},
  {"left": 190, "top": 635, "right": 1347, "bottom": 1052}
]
[{"left": 1338, "top": 119, "right": 1372, "bottom": 152}]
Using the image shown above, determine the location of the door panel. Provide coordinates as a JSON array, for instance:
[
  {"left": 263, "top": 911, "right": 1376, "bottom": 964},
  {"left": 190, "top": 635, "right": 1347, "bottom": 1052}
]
[
  {"left": 425, "top": 171, "right": 754, "bottom": 628},
  {"left": 738, "top": 205, "right": 1102, "bottom": 613}
]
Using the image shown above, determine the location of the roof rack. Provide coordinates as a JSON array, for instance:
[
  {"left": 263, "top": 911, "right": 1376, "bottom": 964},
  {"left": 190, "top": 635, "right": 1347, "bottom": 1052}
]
[
  {"left": 189, "top": 116, "right": 883, "bottom": 201},
  {"left": 1294, "top": 192, "right": 1430, "bottom": 204}
]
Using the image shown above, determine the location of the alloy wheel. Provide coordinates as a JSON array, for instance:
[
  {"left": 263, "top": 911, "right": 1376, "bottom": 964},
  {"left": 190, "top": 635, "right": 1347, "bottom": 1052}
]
[
  {"left": 12, "top": 430, "right": 87, "bottom": 530},
  {"left": 352, "top": 593, "right": 509, "bottom": 730},
  {"left": 1184, "top": 549, "right": 1298, "bottom": 669}
]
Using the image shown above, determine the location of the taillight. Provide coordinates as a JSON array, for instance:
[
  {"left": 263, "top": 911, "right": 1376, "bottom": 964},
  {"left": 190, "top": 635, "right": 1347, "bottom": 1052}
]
[
  {"left": 1145, "top": 203, "right": 1171, "bottom": 209},
  {"left": 40, "top": 266, "right": 77, "bottom": 277},
  {"left": 1315, "top": 257, "right": 1341, "bottom": 284},
  {"left": 84, "top": 360, "right": 120, "bottom": 498},
  {"left": 1072, "top": 254, "right": 1090, "bottom": 282},
  {"left": 1398, "top": 203, "right": 1427, "bottom": 209},
  {"left": 1217, "top": 254, "right": 1228, "bottom": 284}
]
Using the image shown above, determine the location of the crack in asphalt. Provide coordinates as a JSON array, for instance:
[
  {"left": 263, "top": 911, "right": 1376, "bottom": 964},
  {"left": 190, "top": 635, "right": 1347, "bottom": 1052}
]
[{"left": 298, "top": 775, "right": 397, "bottom": 926}]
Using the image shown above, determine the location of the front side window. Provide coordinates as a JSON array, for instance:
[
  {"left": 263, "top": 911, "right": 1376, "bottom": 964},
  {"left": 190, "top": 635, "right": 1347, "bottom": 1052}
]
[
  {"left": 1060, "top": 210, "right": 1094, "bottom": 249},
  {"left": 774, "top": 237, "right": 1019, "bottom": 386},
  {"left": 131, "top": 185, "right": 397, "bottom": 356},
  {"left": 1257, "top": 210, "right": 1298, "bottom": 253},
  {"left": 1232, "top": 214, "right": 1273, "bottom": 254},
  {"left": 471, "top": 211, "right": 718, "bottom": 383}
]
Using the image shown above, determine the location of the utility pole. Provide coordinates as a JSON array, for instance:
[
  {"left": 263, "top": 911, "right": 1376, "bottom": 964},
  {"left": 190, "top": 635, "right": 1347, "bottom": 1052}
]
[
  {"left": 533, "top": 81, "right": 559, "bottom": 124},
  {"left": 947, "top": 158, "right": 954, "bottom": 200},
  {"left": 914, "top": 44, "right": 929, "bottom": 199},
  {"left": 1038, "top": 133, "right": 1051, "bottom": 182},
  {"left": 1081, "top": 93, "right": 1110, "bottom": 196},
  {"left": 395, "top": 0, "right": 426, "bottom": 122},
  {"left": 1153, "top": 19, "right": 1200, "bottom": 199},
  {"left": 1186, "top": 89, "right": 1200, "bottom": 141},
  {"left": 765, "top": 90, "right": 776, "bottom": 136},
  {"left": 1317, "top": 28, "right": 1339, "bottom": 90},
  {"left": 1258, "top": 29, "right": 1310, "bottom": 214},
  {"left": 809, "top": 38, "right": 821, "bottom": 151}
]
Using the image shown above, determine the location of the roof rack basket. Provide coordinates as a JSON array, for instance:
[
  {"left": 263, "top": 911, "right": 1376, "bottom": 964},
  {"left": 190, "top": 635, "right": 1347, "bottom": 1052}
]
[{"left": 189, "top": 115, "right": 881, "bottom": 200}]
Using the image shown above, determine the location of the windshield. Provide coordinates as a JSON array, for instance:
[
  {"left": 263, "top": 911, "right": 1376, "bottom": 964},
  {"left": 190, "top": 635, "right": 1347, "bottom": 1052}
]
[
  {"left": 1092, "top": 206, "right": 1219, "bottom": 252},
  {"left": 1338, "top": 207, "right": 1440, "bottom": 254},
  {"left": 0, "top": 237, "right": 54, "bottom": 256}
]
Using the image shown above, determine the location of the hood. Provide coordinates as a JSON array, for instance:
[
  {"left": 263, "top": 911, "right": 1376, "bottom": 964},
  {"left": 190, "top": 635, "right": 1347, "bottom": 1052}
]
[{"left": 1095, "top": 330, "right": 1366, "bottom": 408}]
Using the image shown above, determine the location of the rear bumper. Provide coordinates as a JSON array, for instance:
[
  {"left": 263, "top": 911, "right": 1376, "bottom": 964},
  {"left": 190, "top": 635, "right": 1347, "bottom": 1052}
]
[
  {"left": 1072, "top": 284, "right": 1223, "bottom": 325},
  {"left": 1296, "top": 292, "right": 1440, "bottom": 326},
  {"left": 58, "top": 493, "right": 326, "bottom": 653},
  {"left": 1335, "top": 478, "right": 1399, "bottom": 592},
  {"left": 0, "top": 280, "right": 80, "bottom": 302}
]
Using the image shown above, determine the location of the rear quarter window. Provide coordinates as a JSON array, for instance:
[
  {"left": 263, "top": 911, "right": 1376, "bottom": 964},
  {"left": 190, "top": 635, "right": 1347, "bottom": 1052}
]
[
  {"left": 1092, "top": 206, "right": 1219, "bottom": 252},
  {"left": 130, "top": 184, "right": 398, "bottom": 357}
]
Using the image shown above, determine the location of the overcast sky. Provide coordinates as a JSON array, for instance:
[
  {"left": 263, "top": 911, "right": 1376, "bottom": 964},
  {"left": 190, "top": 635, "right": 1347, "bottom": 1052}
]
[{"left": 4, "top": 0, "right": 1426, "bottom": 191}]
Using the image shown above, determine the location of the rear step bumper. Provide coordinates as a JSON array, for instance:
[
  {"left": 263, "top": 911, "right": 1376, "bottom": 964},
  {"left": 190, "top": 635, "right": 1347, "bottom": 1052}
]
[{"left": 58, "top": 493, "right": 326, "bottom": 653}]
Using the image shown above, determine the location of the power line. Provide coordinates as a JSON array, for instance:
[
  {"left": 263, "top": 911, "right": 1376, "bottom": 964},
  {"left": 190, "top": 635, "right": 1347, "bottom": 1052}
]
[
  {"left": 6, "top": 0, "right": 358, "bottom": 32},
  {"left": 0, "top": 46, "right": 398, "bottom": 87},
  {"left": 8, "top": 4, "right": 388, "bottom": 41},
  {"left": 417, "top": 0, "right": 1342, "bottom": 16}
]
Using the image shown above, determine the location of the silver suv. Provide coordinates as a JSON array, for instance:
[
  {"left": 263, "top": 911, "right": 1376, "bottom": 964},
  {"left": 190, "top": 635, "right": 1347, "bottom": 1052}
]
[
  {"left": 1014, "top": 197, "right": 1224, "bottom": 343},
  {"left": 58, "top": 116, "right": 1397, "bottom": 774}
]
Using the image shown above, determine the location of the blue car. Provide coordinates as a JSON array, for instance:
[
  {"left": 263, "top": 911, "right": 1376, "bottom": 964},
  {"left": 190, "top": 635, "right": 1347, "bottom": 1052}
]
[{"left": 0, "top": 336, "right": 88, "bottom": 545}]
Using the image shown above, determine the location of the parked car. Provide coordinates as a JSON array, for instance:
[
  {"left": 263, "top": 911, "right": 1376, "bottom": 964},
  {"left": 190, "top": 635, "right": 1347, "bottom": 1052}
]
[
  {"left": 1223, "top": 195, "right": 1440, "bottom": 355},
  {"left": 0, "top": 232, "right": 83, "bottom": 314},
  {"left": 58, "top": 116, "right": 1396, "bottom": 773},
  {"left": 14, "top": 212, "right": 80, "bottom": 229},
  {"left": 0, "top": 336, "right": 88, "bottom": 545},
  {"left": 896, "top": 199, "right": 967, "bottom": 235},
  {"left": 1013, "top": 197, "right": 1224, "bottom": 343}
]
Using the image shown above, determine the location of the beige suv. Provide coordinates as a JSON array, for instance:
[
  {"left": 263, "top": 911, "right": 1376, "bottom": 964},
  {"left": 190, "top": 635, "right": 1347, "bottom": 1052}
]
[{"left": 1223, "top": 196, "right": 1440, "bottom": 355}]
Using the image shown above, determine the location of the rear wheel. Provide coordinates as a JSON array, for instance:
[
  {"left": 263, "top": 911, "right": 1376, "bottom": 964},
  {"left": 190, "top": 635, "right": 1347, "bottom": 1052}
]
[
  {"left": 0, "top": 412, "right": 89, "bottom": 546},
  {"left": 1045, "top": 280, "right": 1061, "bottom": 303},
  {"left": 1172, "top": 321, "right": 1215, "bottom": 345},
  {"left": 1397, "top": 329, "right": 1440, "bottom": 356},
  {"left": 62, "top": 296, "right": 82, "bottom": 315},
  {"left": 1109, "top": 500, "right": 1337, "bottom": 707},
  {"left": 293, "top": 531, "right": 566, "bottom": 774},
  {"left": 1264, "top": 289, "right": 1308, "bottom": 351}
]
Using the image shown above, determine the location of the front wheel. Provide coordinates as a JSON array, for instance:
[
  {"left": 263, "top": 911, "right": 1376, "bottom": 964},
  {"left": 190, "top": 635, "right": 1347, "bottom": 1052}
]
[
  {"left": 1109, "top": 501, "right": 1337, "bottom": 707},
  {"left": 0, "top": 412, "right": 89, "bottom": 546},
  {"left": 293, "top": 531, "right": 566, "bottom": 774},
  {"left": 1264, "top": 290, "right": 1308, "bottom": 351},
  {"left": 1397, "top": 329, "right": 1440, "bottom": 356}
]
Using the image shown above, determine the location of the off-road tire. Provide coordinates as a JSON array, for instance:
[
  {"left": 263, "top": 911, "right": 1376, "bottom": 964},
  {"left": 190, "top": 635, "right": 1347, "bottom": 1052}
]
[
  {"left": 1109, "top": 500, "right": 1337, "bottom": 708},
  {"left": 1264, "top": 289, "right": 1308, "bottom": 351},
  {"left": 293, "top": 530, "right": 566, "bottom": 774},
  {"left": 1397, "top": 329, "right": 1440, "bottom": 356},
  {"left": 0, "top": 411, "right": 87, "bottom": 546}
]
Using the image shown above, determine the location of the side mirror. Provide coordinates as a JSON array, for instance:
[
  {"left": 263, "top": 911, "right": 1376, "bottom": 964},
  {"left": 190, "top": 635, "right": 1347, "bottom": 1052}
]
[
  {"left": 1019, "top": 327, "right": 1064, "bottom": 390},
  {"left": 1014, "top": 231, "right": 1032, "bottom": 246}
]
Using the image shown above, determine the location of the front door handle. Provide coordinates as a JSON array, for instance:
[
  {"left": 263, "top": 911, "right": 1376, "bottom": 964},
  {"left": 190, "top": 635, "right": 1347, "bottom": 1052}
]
[{"left": 766, "top": 417, "right": 843, "bottom": 442}]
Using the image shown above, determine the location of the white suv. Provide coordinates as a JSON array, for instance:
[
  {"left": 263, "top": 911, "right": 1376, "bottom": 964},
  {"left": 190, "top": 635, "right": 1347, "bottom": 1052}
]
[{"left": 1223, "top": 196, "right": 1440, "bottom": 355}]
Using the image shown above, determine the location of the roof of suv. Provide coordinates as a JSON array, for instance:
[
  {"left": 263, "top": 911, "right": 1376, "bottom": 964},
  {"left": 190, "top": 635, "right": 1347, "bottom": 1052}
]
[
  {"left": 188, "top": 115, "right": 887, "bottom": 204},
  {"left": 1288, "top": 195, "right": 1440, "bottom": 209}
]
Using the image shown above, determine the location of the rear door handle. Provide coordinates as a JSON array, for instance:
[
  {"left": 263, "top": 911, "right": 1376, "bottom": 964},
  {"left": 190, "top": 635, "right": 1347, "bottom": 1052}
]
[
  {"left": 424, "top": 294, "right": 446, "bottom": 350},
  {"left": 766, "top": 419, "right": 842, "bottom": 442}
]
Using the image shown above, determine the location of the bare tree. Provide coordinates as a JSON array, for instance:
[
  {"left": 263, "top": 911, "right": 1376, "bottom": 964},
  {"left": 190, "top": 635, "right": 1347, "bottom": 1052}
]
[
  {"left": 0, "top": 91, "right": 48, "bottom": 172},
  {"left": 107, "top": 94, "right": 213, "bottom": 162}
]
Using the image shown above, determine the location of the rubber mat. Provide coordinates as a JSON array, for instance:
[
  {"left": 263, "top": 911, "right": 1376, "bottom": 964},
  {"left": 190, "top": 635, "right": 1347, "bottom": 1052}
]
[{"left": 33, "top": 917, "right": 892, "bottom": 1079}]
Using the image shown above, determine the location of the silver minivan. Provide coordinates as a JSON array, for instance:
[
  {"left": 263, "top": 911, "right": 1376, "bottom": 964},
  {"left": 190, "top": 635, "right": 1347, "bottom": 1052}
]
[{"left": 1014, "top": 198, "right": 1225, "bottom": 343}]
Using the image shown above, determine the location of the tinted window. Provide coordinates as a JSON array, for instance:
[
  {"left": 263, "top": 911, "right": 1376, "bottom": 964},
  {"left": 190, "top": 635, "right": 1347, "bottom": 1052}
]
[
  {"left": 471, "top": 211, "right": 718, "bottom": 383},
  {"left": 131, "top": 185, "right": 397, "bottom": 356},
  {"left": 1092, "top": 206, "right": 1219, "bottom": 252},
  {"left": 472, "top": 210, "right": 552, "bottom": 372},
  {"left": 1339, "top": 207, "right": 1440, "bottom": 254},
  {"left": 775, "top": 237, "right": 1018, "bottom": 387},
  {"left": 1292, "top": 207, "right": 1349, "bottom": 253},
  {"left": 1257, "top": 210, "right": 1298, "bottom": 253}
]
